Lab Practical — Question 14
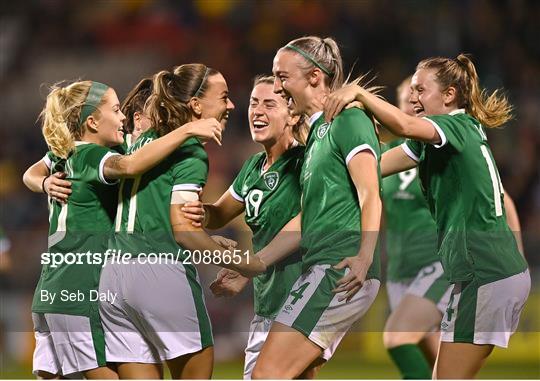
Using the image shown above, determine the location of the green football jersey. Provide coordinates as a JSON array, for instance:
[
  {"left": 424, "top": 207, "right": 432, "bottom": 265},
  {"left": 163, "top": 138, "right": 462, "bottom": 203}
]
[
  {"left": 404, "top": 110, "right": 527, "bottom": 284},
  {"left": 32, "top": 142, "right": 119, "bottom": 315},
  {"left": 231, "top": 146, "right": 304, "bottom": 318},
  {"left": 113, "top": 129, "right": 208, "bottom": 258},
  {"left": 382, "top": 139, "right": 439, "bottom": 281},
  {"left": 300, "top": 108, "right": 381, "bottom": 279}
]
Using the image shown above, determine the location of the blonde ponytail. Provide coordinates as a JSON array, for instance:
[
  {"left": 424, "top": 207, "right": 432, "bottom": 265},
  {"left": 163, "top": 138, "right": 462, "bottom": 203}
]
[
  {"left": 455, "top": 54, "right": 513, "bottom": 128},
  {"left": 417, "top": 54, "right": 513, "bottom": 128},
  {"left": 39, "top": 81, "right": 94, "bottom": 158}
]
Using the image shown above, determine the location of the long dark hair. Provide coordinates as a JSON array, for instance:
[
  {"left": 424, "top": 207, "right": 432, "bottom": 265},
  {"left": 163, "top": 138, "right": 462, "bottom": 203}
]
[{"left": 146, "top": 63, "right": 218, "bottom": 137}]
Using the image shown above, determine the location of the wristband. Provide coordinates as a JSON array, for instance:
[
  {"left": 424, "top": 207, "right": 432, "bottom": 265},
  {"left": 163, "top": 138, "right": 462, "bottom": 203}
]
[{"left": 41, "top": 175, "right": 50, "bottom": 194}]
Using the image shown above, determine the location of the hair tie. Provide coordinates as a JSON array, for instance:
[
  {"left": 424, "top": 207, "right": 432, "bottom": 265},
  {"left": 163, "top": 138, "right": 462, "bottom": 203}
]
[
  {"left": 78, "top": 81, "right": 109, "bottom": 128},
  {"left": 285, "top": 44, "right": 333, "bottom": 77}
]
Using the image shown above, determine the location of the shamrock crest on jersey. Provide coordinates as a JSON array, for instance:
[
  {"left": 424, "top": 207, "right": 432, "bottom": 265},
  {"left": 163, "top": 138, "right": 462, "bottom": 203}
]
[
  {"left": 263, "top": 171, "right": 279, "bottom": 190},
  {"left": 316, "top": 122, "right": 331, "bottom": 139}
]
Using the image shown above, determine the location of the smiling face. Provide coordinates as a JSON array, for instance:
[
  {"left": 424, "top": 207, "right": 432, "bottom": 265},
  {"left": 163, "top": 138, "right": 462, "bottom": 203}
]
[
  {"left": 272, "top": 50, "right": 311, "bottom": 115},
  {"left": 410, "top": 68, "right": 453, "bottom": 117},
  {"left": 93, "top": 88, "right": 126, "bottom": 146},
  {"left": 198, "top": 72, "right": 235, "bottom": 128},
  {"left": 248, "top": 82, "right": 293, "bottom": 146}
]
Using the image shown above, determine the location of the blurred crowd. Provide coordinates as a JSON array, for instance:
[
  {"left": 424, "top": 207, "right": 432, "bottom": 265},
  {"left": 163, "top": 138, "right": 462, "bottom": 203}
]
[{"left": 0, "top": 0, "right": 538, "bottom": 368}]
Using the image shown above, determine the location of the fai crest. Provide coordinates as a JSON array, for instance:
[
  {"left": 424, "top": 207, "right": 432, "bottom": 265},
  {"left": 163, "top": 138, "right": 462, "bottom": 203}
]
[
  {"left": 263, "top": 171, "right": 279, "bottom": 190},
  {"left": 317, "top": 122, "right": 330, "bottom": 139}
]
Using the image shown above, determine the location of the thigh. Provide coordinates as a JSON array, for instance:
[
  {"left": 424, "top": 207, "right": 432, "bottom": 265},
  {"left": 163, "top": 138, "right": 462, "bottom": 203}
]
[
  {"left": 253, "top": 322, "right": 323, "bottom": 379},
  {"left": 166, "top": 346, "right": 213, "bottom": 379},
  {"left": 116, "top": 362, "right": 163, "bottom": 379},
  {"left": 419, "top": 331, "right": 440, "bottom": 366},
  {"left": 384, "top": 294, "right": 442, "bottom": 334},
  {"left": 434, "top": 341, "right": 493, "bottom": 379}
]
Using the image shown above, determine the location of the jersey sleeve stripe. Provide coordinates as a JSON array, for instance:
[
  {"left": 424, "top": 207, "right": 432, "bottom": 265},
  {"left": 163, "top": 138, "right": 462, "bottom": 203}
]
[
  {"left": 401, "top": 142, "right": 420, "bottom": 162},
  {"left": 345, "top": 144, "right": 377, "bottom": 165},
  {"left": 172, "top": 184, "right": 202, "bottom": 192},
  {"left": 422, "top": 117, "right": 448, "bottom": 148},
  {"left": 99, "top": 152, "right": 121, "bottom": 185},
  {"left": 228, "top": 185, "right": 244, "bottom": 202},
  {"left": 42, "top": 154, "right": 52, "bottom": 169}
]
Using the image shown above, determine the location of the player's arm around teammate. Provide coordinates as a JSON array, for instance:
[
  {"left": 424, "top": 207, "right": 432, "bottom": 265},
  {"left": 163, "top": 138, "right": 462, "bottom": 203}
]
[
  {"left": 324, "top": 55, "right": 530, "bottom": 379},
  {"left": 23, "top": 103, "right": 223, "bottom": 196},
  {"left": 22, "top": 79, "right": 223, "bottom": 380},
  {"left": 380, "top": 77, "right": 451, "bottom": 379},
  {"left": 251, "top": 36, "right": 382, "bottom": 379}
]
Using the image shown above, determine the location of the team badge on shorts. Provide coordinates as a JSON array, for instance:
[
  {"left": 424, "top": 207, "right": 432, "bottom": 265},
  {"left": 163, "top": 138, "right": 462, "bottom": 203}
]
[
  {"left": 264, "top": 171, "right": 279, "bottom": 190},
  {"left": 317, "top": 122, "right": 331, "bottom": 139}
]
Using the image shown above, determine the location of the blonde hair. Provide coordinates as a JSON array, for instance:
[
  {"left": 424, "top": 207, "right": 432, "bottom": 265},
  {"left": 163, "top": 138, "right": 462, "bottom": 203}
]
[
  {"left": 417, "top": 54, "right": 513, "bottom": 128},
  {"left": 39, "top": 81, "right": 106, "bottom": 159},
  {"left": 280, "top": 36, "right": 344, "bottom": 91},
  {"left": 252, "top": 75, "right": 309, "bottom": 145},
  {"left": 40, "top": 80, "right": 107, "bottom": 158}
]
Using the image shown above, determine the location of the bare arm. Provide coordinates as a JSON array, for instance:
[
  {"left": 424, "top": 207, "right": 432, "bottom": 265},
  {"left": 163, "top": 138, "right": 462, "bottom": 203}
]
[
  {"left": 503, "top": 190, "right": 524, "bottom": 255},
  {"left": 23, "top": 159, "right": 72, "bottom": 202},
  {"left": 381, "top": 146, "right": 417, "bottom": 177},
  {"left": 333, "top": 151, "right": 382, "bottom": 301},
  {"left": 324, "top": 84, "right": 441, "bottom": 144},
  {"left": 205, "top": 191, "right": 245, "bottom": 229},
  {"left": 103, "top": 118, "right": 222, "bottom": 180},
  {"left": 181, "top": 191, "right": 245, "bottom": 228},
  {"left": 170, "top": 198, "right": 265, "bottom": 277},
  {"left": 257, "top": 213, "right": 302, "bottom": 267}
]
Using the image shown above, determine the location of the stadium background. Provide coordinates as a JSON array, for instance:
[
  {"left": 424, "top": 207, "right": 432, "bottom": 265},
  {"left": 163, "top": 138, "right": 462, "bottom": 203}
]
[{"left": 0, "top": 0, "right": 538, "bottom": 378}]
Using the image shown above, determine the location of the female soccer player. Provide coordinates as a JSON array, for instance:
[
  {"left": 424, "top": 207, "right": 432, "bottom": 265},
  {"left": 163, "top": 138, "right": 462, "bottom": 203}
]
[
  {"left": 98, "top": 64, "right": 265, "bottom": 379},
  {"left": 238, "top": 36, "right": 382, "bottom": 379},
  {"left": 324, "top": 54, "right": 530, "bottom": 378},
  {"left": 381, "top": 76, "right": 451, "bottom": 378},
  {"left": 182, "top": 75, "right": 340, "bottom": 378},
  {"left": 22, "top": 80, "right": 222, "bottom": 379}
]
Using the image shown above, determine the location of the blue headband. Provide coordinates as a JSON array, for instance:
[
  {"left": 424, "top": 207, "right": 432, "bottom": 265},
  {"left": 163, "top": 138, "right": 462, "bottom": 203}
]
[{"left": 78, "top": 81, "right": 109, "bottom": 127}]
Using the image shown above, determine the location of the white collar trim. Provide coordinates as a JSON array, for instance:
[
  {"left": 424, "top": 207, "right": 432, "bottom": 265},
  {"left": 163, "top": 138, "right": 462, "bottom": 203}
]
[
  {"left": 449, "top": 108, "right": 465, "bottom": 115},
  {"left": 308, "top": 111, "right": 323, "bottom": 127},
  {"left": 74, "top": 141, "right": 91, "bottom": 146}
]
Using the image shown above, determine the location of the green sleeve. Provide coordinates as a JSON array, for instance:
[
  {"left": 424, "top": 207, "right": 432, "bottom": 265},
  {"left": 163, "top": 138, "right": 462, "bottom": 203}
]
[
  {"left": 42, "top": 151, "right": 56, "bottom": 170},
  {"left": 424, "top": 114, "right": 467, "bottom": 152},
  {"left": 171, "top": 140, "right": 209, "bottom": 193},
  {"left": 80, "top": 145, "right": 121, "bottom": 186},
  {"left": 403, "top": 139, "right": 424, "bottom": 162},
  {"left": 331, "top": 108, "right": 380, "bottom": 165},
  {"left": 230, "top": 153, "right": 263, "bottom": 202},
  {"left": 230, "top": 165, "right": 248, "bottom": 202}
]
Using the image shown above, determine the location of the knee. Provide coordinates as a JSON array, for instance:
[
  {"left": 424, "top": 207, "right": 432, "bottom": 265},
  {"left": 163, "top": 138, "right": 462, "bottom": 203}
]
[{"left": 383, "top": 331, "right": 419, "bottom": 349}]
